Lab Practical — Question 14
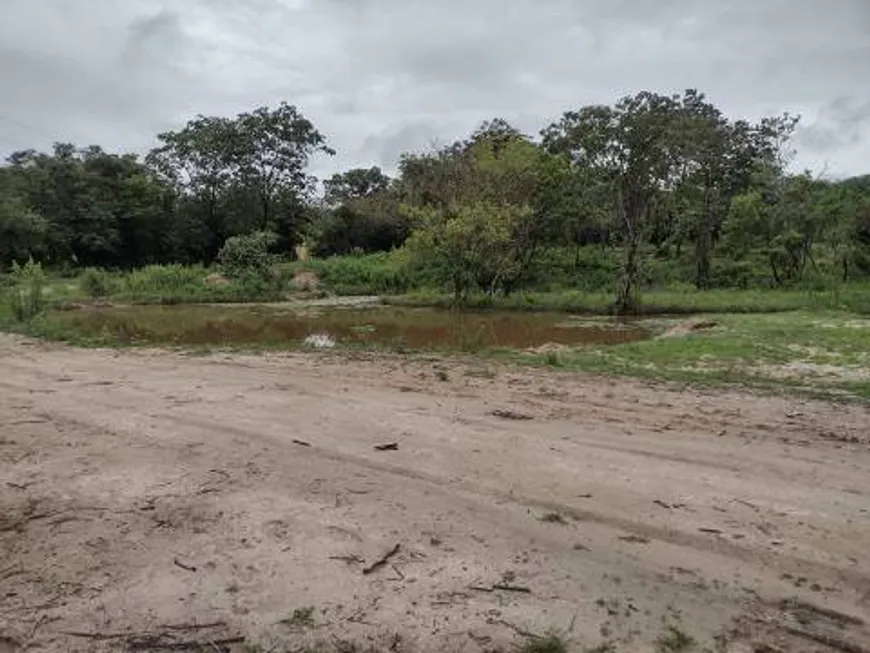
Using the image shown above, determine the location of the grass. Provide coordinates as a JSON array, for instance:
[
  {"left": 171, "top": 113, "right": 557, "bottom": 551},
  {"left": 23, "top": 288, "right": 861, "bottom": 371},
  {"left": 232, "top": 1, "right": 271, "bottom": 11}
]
[
  {"left": 3, "top": 262, "right": 870, "bottom": 402},
  {"left": 539, "top": 512, "right": 569, "bottom": 524},
  {"left": 508, "top": 310, "right": 870, "bottom": 401},
  {"left": 285, "top": 250, "right": 418, "bottom": 296},
  {"left": 25, "top": 265, "right": 288, "bottom": 308},
  {"left": 655, "top": 626, "right": 696, "bottom": 653},
  {"left": 519, "top": 634, "right": 569, "bottom": 653},
  {"left": 384, "top": 284, "right": 870, "bottom": 316},
  {"left": 282, "top": 606, "right": 316, "bottom": 629}
]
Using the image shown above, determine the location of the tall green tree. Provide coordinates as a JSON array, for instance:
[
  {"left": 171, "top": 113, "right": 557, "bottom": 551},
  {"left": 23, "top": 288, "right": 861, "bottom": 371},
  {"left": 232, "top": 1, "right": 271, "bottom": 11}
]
[
  {"left": 147, "top": 103, "right": 332, "bottom": 260},
  {"left": 671, "top": 91, "right": 798, "bottom": 288},
  {"left": 230, "top": 103, "right": 334, "bottom": 231},
  {"left": 543, "top": 92, "right": 684, "bottom": 313},
  {"left": 324, "top": 166, "right": 391, "bottom": 206},
  {"left": 147, "top": 116, "right": 237, "bottom": 260}
]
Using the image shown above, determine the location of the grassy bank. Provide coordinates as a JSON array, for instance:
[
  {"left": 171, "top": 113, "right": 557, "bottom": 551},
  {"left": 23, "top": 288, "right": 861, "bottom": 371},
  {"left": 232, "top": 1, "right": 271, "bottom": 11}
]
[
  {"left": 2, "top": 247, "right": 867, "bottom": 316},
  {"left": 505, "top": 311, "right": 870, "bottom": 401},
  {"left": 288, "top": 248, "right": 869, "bottom": 316},
  {"left": 3, "top": 254, "right": 869, "bottom": 401},
  {"left": 75, "top": 265, "right": 289, "bottom": 305},
  {"left": 3, "top": 289, "right": 869, "bottom": 402},
  {"left": 384, "top": 285, "right": 869, "bottom": 316}
]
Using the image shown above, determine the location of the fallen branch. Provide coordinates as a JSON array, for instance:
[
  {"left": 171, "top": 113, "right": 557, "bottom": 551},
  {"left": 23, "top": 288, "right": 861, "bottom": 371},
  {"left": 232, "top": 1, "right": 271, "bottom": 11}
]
[
  {"left": 61, "top": 631, "right": 131, "bottom": 640},
  {"left": 292, "top": 439, "right": 312, "bottom": 447},
  {"left": 470, "top": 583, "right": 531, "bottom": 594},
  {"left": 618, "top": 535, "right": 651, "bottom": 544},
  {"left": 492, "top": 583, "right": 531, "bottom": 593},
  {"left": 0, "top": 565, "right": 23, "bottom": 581},
  {"left": 362, "top": 543, "right": 400, "bottom": 575},
  {"left": 173, "top": 558, "right": 197, "bottom": 573},
  {"left": 490, "top": 410, "right": 533, "bottom": 421},
  {"left": 493, "top": 619, "right": 536, "bottom": 638},
  {"left": 128, "top": 635, "right": 245, "bottom": 651},
  {"left": 329, "top": 555, "right": 364, "bottom": 565},
  {"left": 163, "top": 622, "right": 227, "bottom": 631},
  {"left": 373, "top": 443, "right": 399, "bottom": 451}
]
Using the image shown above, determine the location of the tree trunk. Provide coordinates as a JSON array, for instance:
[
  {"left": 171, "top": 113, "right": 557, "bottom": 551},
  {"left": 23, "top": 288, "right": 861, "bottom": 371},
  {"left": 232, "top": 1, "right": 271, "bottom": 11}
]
[
  {"left": 615, "top": 190, "right": 644, "bottom": 315},
  {"left": 616, "top": 236, "right": 640, "bottom": 315},
  {"left": 693, "top": 185, "right": 715, "bottom": 290},
  {"left": 769, "top": 256, "right": 782, "bottom": 287},
  {"left": 693, "top": 226, "right": 713, "bottom": 290}
]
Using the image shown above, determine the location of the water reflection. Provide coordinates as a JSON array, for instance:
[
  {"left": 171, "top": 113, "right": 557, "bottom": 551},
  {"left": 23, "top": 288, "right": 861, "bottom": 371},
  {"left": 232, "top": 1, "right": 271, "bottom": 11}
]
[{"left": 53, "top": 305, "right": 651, "bottom": 350}]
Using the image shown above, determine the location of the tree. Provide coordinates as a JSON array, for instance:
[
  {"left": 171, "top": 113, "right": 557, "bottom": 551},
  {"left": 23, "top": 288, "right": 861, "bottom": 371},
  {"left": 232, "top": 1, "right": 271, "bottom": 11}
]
[
  {"left": 0, "top": 198, "right": 47, "bottom": 267},
  {"left": 543, "top": 92, "right": 684, "bottom": 313},
  {"left": 230, "top": 103, "right": 334, "bottom": 231},
  {"left": 671, "top": 91, "right": 798, "bottom": 289},
  {"left": 5, "top": 144, "right": 174, "bottom": 268},
  {"left": 147, "top": 117, "right": 237, "bottom": 260},
  {"left": 406, "top": 202, "right": 535, "bottom": 302},
  {"left": 147, "top": 103, "right": 332, "bottom": 260},
  {"left": 723, "top": 172, "right": 821, "bottom": 286},
  {"left": 402, "top": 122, "right": 558, "bottom": 299},
  {"left": 324, "top": 167, "right": 391, "bottom": 206}
]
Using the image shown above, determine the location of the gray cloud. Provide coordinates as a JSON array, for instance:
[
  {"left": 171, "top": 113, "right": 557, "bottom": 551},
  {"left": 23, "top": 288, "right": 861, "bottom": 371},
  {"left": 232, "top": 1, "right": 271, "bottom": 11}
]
[
  {"left": 1, "top": 0, "right": 868, "bottom": 178},
  {"left": 798, "top": 98, "right": 870, "bottom": 152}
]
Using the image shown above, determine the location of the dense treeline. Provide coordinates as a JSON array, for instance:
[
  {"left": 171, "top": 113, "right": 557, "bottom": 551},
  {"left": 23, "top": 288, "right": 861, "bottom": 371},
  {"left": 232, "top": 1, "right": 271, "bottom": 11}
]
[{"left": 1, "top": 90, "right": 869, "bottom": 311}]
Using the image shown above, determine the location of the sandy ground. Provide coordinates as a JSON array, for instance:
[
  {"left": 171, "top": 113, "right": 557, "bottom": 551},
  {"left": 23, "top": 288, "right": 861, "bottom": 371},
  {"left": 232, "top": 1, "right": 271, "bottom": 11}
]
[{"left": 1, "top": 334, "right": 869, "bottom": 653}]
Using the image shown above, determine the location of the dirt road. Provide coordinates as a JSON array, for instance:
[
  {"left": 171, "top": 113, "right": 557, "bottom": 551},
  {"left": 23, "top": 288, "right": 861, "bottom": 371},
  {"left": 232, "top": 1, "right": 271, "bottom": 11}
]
[{"left": 1, "top": 334, "right": 869, "bottom": 652}]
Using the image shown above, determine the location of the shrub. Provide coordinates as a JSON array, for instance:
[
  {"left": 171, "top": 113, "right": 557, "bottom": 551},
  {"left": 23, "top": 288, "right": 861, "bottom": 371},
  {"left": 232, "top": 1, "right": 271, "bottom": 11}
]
[
  {"left": 217, "top": 231, "right": 277, "bottom": 279},
  {"left": 80, "top": 268, "right": 117, "bottom": 297},
  {"left": 7, "top": 258, "right": 46, "bottom": 323}
]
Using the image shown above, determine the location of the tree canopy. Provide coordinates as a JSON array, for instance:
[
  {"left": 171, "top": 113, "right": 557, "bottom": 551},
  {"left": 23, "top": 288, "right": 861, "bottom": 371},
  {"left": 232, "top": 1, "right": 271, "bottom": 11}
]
[{"left": 2, "top": 92, "right": 869, "bottom": 312}]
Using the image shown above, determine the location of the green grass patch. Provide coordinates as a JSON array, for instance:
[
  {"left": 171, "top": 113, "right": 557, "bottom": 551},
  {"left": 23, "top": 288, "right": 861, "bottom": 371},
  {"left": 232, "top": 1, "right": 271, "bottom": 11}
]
[
  {"left": 519, "top": 634, "right": 569, "bottom": 653},
  {"left": 286, "top": 250, "right": 418, "bottom": 296},
  {"left": 509, "top": 311, "right": 870, "bottom": 401},
  {"left": 655, "top": 626, "right": 696, "bottom": 653},
  {"left": 385, "top": 285, "right": 870, "bottom": 316}
]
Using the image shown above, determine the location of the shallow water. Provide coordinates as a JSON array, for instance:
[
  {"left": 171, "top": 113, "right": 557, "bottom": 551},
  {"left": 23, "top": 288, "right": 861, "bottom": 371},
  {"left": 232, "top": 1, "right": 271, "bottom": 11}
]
[{"left": 53, "top": 304, "right": 651, "bottom": 350}]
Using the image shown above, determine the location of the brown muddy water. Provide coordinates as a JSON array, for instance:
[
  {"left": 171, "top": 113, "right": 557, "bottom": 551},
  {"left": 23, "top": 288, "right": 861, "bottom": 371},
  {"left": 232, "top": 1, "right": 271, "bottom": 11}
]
[{"left": 51, "top": 304, "right": 651, "bottom": 350}]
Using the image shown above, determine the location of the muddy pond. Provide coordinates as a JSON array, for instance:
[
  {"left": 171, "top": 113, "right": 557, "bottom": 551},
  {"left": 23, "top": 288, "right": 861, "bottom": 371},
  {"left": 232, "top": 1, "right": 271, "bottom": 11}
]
[{"left": 53, "top": 303, "right": 651, "bottom": 350}]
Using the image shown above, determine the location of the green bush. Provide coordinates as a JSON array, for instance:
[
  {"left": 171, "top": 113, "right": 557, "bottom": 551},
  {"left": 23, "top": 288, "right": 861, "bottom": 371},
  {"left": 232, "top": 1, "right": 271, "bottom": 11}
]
[
  {"left": 80, "top": 268, "right": 118, "bottom": 297},
  {"left": 218, "top": 231, "right": 277, "bottom": 279},
  {"left": 7, "top": 258, "right": 46, "bottom": 323}
]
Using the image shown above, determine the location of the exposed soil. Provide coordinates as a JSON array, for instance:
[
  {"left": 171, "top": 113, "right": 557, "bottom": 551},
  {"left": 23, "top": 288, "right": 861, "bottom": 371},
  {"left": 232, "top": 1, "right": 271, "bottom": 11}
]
[{"left": 1, "top": 334, "right": 869, "bottom": 652}]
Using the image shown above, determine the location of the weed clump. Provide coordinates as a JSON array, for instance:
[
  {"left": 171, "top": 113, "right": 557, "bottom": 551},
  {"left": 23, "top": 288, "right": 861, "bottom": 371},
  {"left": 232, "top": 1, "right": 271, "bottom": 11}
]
[
  {"left": 7, "top": 259, "right": 46, "bottom": 323},
  {"left": 520, "top": 634, "right": 568, "bottom": 653}
]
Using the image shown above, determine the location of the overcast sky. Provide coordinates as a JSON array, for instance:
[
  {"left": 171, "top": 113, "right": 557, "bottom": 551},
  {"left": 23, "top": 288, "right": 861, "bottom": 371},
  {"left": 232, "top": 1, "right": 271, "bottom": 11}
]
[{"left": 1, "top": 0, "right": 869, "bottom": 179}]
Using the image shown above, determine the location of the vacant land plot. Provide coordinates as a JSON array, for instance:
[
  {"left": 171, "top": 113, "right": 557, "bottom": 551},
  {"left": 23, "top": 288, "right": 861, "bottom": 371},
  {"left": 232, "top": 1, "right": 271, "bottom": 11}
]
[{"left": 1, "top": 334, "right": 869, "bottom": 652}]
